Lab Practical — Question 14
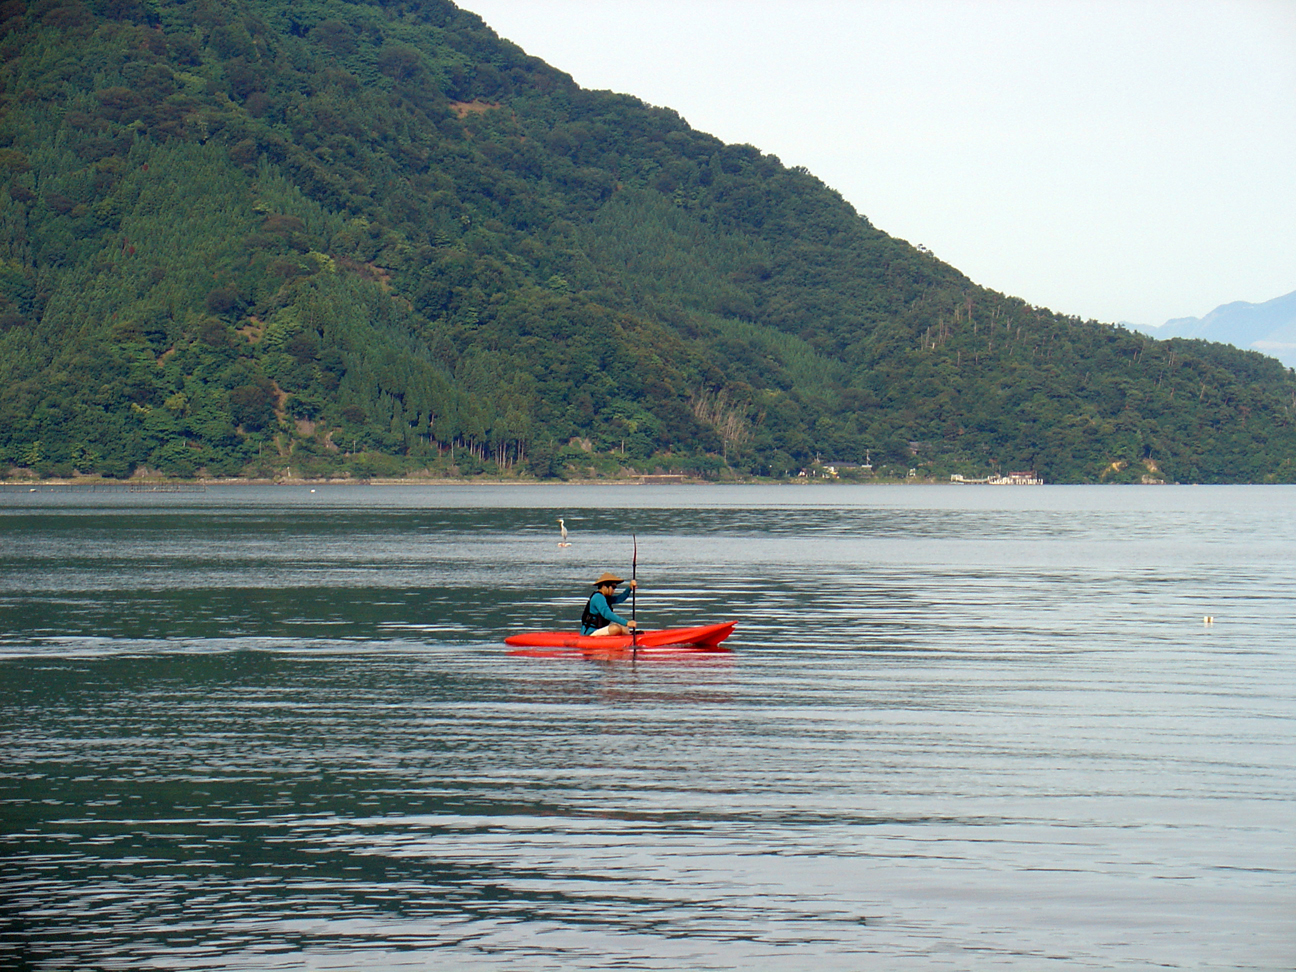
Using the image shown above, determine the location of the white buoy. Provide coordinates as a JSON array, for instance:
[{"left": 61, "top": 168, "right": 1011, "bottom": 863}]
[{"left": 558, "top": 517, "right": 571, "bottom": 547}]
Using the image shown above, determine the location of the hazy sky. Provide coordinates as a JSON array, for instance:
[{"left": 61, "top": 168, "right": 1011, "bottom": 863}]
[{"left": 462, "top": 0, "right": 1295, "bottom": 327}]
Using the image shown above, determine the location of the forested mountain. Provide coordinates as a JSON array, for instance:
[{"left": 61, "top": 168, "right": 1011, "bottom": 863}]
[{"left": 3, "top": 0, "right": 1295, "bottom": 483}]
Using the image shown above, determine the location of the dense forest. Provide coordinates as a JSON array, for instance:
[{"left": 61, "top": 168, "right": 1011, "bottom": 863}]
[{"left": 2, "top": 0, "right": 1295, "bottom": 483}]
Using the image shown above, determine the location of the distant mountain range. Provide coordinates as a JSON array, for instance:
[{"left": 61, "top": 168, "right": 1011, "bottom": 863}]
[{"left": 1131, "top": 291, "right": 1296, "bottom": 369}]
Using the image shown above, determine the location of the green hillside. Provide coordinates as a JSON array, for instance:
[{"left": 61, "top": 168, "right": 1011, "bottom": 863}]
[{"left": 2, "top": 0, "right": 1295, "bottom": 483}]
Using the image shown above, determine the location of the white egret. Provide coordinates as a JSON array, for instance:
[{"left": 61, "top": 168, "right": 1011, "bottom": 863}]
[{"left": 558, "top": 517, "right": 571, "bottom": 547}]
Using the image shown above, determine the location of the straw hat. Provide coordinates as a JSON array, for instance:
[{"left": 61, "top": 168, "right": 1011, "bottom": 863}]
[{"left": 592, "top": 572, "right": 624, "bottom": 586}]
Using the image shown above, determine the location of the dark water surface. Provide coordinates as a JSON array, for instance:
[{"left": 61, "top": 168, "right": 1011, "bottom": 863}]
[{"left": 1, "top": 484, "right": 1292, "bottom": 970}]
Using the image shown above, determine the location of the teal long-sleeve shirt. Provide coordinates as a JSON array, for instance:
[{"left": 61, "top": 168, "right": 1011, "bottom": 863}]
[{"left": 582, "top": 588, "right": 632, "bottom": 634}]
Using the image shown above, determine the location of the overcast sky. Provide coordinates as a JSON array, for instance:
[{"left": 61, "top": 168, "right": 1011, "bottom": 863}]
[{"left": 462, "top": 0, "right": 1296, "bottom": 327}]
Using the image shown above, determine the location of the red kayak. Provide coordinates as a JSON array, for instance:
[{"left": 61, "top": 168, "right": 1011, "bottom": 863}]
[{"left": 505, "top": 621, "right": 736, "bottom": 658}]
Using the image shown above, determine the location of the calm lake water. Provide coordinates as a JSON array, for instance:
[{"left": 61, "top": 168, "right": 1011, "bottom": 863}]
[{"left": 1, "top": 484, "right": 1293, "bottom": 970}]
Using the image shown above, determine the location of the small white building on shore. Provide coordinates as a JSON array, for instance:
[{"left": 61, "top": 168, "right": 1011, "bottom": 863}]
[{"left": 950, "top": 471, "right": 1044, "bottom": 485}]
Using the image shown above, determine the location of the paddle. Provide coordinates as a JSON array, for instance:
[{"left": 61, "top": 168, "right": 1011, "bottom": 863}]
[
  {"left": 632, "top": 533, "right": 642, "bottom": 663},
  {"left": 631, "top": 534, "right": 638, "bottom": 660}
]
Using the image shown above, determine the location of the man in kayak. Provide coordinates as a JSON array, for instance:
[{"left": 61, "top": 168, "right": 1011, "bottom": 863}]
[{"left": 582, "top": 572, "right": 639, "bottom": 636}]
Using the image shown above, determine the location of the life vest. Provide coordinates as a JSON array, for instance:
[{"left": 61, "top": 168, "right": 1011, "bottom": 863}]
[{"left": 582, "top": 592, "right": 610, "bottom": 631}]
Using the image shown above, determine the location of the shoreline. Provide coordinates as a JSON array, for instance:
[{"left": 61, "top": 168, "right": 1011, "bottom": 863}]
[{"left": 0, "top": 475, "right": 939, "bottom": 488}]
